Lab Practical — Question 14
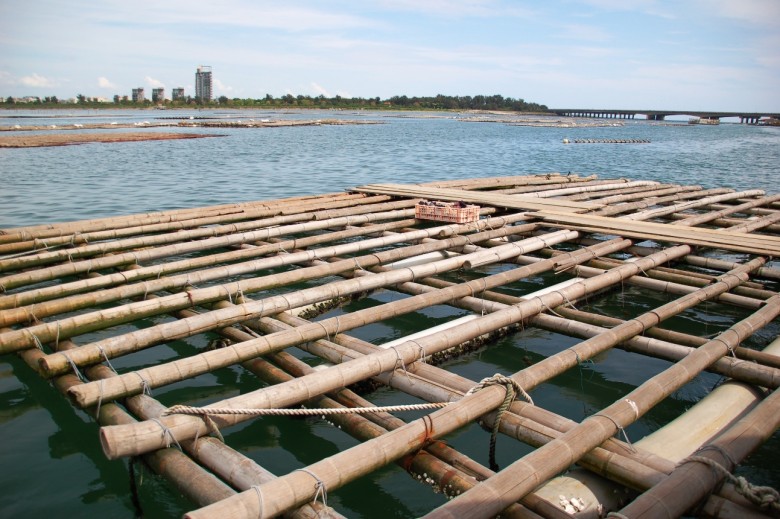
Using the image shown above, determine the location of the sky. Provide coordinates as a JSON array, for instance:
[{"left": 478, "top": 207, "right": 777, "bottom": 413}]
[{"left": 1, "top": 0, "right": 778, "bottom": 111}]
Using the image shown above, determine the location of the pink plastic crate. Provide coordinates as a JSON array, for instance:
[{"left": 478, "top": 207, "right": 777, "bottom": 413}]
[{"left": 415, "top": 200, "right": 480, "bottom": 223}]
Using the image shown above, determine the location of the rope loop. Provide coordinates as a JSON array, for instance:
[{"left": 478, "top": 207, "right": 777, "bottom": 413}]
[
  {"left": 296, "top": 468, "right": 327, "bottom": 507},
  {"left": 150, "top": 418, "right": 181, "bottom": 451},
  {"left": 464, "top": 374, "right": 533, "bottom": 471},
  {"left": 680, "top": 455, "right": 780, "bottom": 512}
]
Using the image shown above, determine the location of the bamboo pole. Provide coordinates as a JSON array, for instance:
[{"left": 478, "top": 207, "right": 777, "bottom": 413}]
[
  {"left": 0, "top": 192, "right": 378, "bottom": 255},
  {"left": 15, "top": 338, "right": 239, "bottom": 509},
  {"left": 417, "top": 173, "right": 587, "bottom": 189},
  {"left": 518, "top": 180, "right": 659, "bottom": 198},
  {"left": 353, "top": 183, "right": 602, "bottom": 212},
  {"left": 0, "top": 191, "right": 353, "bottom": 243},
  {"left": 674, "top": 193, "right": 780, "bottom": 227},
  {"left": 2, "top": 217, "right": 533, "bottom": 354},
  {"left": 64, "top": 232, "right": 623, "bottom": 406},
  {"left": 620, "top": 190, "right": 765, "bottom": 221},
  {"left": 0, "top": 197, "right": 413, "bottom": 273},
  {"left": 498, "top": 178, "right": 619, "bottom": 195},
  {"left": 422, "top": 294, "right": 780, "bottom": 519},
  {"left": 0, "top": 219, "right": 418, "bottom": 324},
  {"left": 96, "top": 243, "right": 684, "bottom": 459},
  {"left": 388, "top": 269, "right": 780, "bottom": 389},
  {"left": 533, "top": 210, "right": 780, "bottom": 255},
  {"left": 569, "top": 185, "right": 700, "bottom": 204},
  {"left": 618, "top": 387, "right": 780, "bottom": 518},
  {"left": 590, "top": 188, "right": 734, "bottom": 217},
  {"left": 0, "top": 202, "right": 418, "bottom": 291},
  {"left": 181, "top": 256, "right": 758, "bottom": 519}
]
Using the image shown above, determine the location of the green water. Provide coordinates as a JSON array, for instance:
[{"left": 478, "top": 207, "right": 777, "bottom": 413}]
[{"left": 1, "top": 109, "right": 779, "bottom": 517}]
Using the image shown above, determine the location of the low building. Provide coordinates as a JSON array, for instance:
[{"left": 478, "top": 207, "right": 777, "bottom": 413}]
[
  {"left": 152, "top": 88, "right": 165, "bottom": 103},
  {"left": 132, "top": 87, "right": 145, "bottom": 103},
  {"left": 172, "top": 87, "right": 185, "bottom": 101}
]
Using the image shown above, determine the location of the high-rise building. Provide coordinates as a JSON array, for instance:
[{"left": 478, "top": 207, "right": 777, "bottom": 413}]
[
  {"left": 172, "top": 88, "right": 185, "bottom": 101},
  {"left": 132, "top": 87, "right": 145, "bottom": 102},
  {"left": 152, "top": 88, "right": 165, "bottom": 103},
  {"left": 195, "top": 66, "right": 212, "bottom": 102}
]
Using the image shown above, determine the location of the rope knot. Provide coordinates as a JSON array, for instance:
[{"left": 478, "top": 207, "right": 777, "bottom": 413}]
[{"left": 465, "top": 374, "right": 533, "bottom": 471}]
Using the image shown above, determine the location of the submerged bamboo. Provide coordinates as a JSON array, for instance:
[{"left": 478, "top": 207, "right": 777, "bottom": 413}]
[
  {"left": 618, "top": 386, "right": 780, "bottom": 518},
  {"left": 423, "top": 294, "right": 780, "bottom": 519}
]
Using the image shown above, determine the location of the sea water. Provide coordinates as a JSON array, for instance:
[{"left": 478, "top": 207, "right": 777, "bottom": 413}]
[{"left": 1, "top": 109, "right": 779, "bottom": 518}]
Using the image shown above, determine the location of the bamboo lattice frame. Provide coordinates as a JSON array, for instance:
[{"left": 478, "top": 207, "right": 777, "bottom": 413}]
[{"left": 1, "top": 172, "right": 779, "bottom": 519}]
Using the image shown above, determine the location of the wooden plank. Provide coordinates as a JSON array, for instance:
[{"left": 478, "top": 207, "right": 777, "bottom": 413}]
[
  {"left": 534, "top": 210, "right": 780, "bottom": 255},
  {"left": 353, "top": 183, "right": 603, "bottom": 212}
]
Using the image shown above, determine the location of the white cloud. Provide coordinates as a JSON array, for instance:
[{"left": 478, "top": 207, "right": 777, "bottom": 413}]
[
  {"left": 214, "top": 78, "right": 233, "bottom": 94},
  {"left": 145, "top": 76, "right": 165, "bottom": 88},
  {"left": 703, "top": 0, "right": 780, "bottom": 26},
  {"left": 555, "top": 23, "right": 612, "bottom": 42},
  {"left": 311, "top": 82, "right": 331, "bottom": 97},
  {"left": 97, "top": 76, "right": 116, "bottom": 89},
  {"left": 20, "top": 73, "right": 56, "bottom": 88}
]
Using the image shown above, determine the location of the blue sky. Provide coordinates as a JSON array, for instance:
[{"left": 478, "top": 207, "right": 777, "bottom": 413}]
[{"left": 1, "top": 0, "right": 778, "bottom": 111}]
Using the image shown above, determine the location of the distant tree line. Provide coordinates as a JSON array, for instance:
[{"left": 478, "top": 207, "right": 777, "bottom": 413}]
[{"left": 2, "top": 93, "right": 548, "bottom": 112}]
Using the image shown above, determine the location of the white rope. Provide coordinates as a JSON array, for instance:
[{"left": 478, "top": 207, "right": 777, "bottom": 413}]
[{"left": 163, "top": 402, "right": 449, "bottom": 417}]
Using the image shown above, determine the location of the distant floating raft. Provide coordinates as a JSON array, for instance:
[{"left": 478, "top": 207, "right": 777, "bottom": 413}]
[{"left": 563, "top": 138, "right": 650, "bottom": 144}]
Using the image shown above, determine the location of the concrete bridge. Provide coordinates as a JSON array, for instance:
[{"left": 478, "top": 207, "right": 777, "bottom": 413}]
[{"left": 550, "top": 108, "right": 780, "bottom": 124}]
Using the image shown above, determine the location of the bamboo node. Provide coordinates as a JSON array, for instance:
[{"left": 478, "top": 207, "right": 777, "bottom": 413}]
[{"left": 680, "top": 455, "right": 780, "bottom": 512}]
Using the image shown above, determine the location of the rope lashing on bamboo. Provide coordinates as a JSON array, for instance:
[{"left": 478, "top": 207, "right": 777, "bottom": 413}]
[
  {"left": 296, "top": 468, "right": 328, "bottom": 508},
  {"left": 591, "top": 399, "right": 640, "bottom": 453},
  {"left": 464, "top": 374, "right": 534, "bottom": 471},
  {"left": 162, "top": 402, "right": 450, "bottom": 418},
  {"left": 150, "top": 417, "right": 181, "bottom": 450},
  {"left": 679, "top": 455, "right": 780, "bottom": 512}
]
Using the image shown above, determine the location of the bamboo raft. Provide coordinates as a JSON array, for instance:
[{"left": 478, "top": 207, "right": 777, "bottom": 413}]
[{"left": 2, "top": 173, "right": 780, "bottom": 518}]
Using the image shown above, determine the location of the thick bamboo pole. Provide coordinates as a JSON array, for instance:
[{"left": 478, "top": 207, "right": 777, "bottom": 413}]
[
  {"left": 0, "top": 202, "right": 418, "bottom": 292},
  {"left": 0, "top": 197, "right": 414, "bottom": 274},
  {"left": 534, "top": 210, "right": 780, "bottom": 255},
  {"left": 354, "top": 183, "right": 602, "bottom": 212},
  {"left": 182, "top": 249, "right": 750, "bottom": 519},
  {"left": 674, "top": 193, "right": 780, "bottom": 227},
  {"left": 392, "top": 270, "right": 780, "bottom": 389},
  {"left": 65, "top": 232, "right": 623, "bottom": 407},
  {"left": 590, "top": 188, "right": 734, "bottom": 217},
  {"left": 6, "top": 218, "right": 533, "bottom": 355},
  {"left": 97, "top": 244, "right": 684, "bottom": 459},
  {"left": 0, "top": 193, "right": 378, "bottom": 255},
  {"left": 519, "top": 180, "right": 659, "bottom": 198},
  {"left": 16, "top": 338, "right": 238, "bottom": 509},
  {"left": 0, "top": 219, "right": 418, "bottom": 324},
  {"left": 620, "top": 190, "right": 765, "bottom": 221},
  {"left": 0, "top": 190, "right": 349, "bottom": 240},
  {"left": 499, "top": 178, "right": 617, "bottom": 195},
  {"left": 422, "top": 295, "right": 780, "bottom": 519},
  {"left": 618, "top": 387, "right": 780, "bottom": 518},
  {"left": 569, "top": 185, "right": 699, "bottom": 204},
  {"left": 417, "top": 173, "right": 585, "bottom": 189}
]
